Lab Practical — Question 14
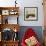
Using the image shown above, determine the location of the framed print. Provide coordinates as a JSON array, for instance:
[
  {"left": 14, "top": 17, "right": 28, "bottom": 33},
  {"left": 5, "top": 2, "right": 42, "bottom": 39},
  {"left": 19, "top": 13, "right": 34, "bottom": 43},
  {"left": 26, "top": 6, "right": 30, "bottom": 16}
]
[
  {"left": 2, "top": 10, "right": 9, "bottom": 15},
  {"left": 10, "top": 11, "right": 15, "bottom": 15},
  {"left": 24, "top": 7, "right": 38, "bottom": 21},
  {"left": 9, "top": 10, "right": 18, "bottom": 15},
  {"left": 9, "top": 10, "right": 15, "bottom": 15}
]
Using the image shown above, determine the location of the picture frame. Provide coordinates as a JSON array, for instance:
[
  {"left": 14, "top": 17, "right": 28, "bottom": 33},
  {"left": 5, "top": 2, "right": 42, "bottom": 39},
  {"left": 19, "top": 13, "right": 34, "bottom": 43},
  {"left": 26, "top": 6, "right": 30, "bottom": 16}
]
[
  {"left": 2, "top": 10, "right": 9, "bottom": 15},
  {"left": 9, "top": 10, "right": 18, "bottom": 15},
  {"left": 24, "top": 7, "right": 38, "bottom": 21}
]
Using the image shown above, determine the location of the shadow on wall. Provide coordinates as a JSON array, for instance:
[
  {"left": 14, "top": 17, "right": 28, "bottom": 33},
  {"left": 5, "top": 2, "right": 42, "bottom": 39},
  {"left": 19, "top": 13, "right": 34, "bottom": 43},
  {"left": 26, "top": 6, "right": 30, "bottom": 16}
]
[{"left": 18, "top": 26, "right": 43, "bottom": 44}]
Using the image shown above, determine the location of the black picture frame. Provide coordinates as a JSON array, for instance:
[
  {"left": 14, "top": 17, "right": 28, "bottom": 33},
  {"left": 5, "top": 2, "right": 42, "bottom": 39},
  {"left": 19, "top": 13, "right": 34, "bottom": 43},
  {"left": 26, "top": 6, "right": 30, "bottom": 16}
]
[{"left": 24, "top": 7, "right": 38, "bottom": 21}]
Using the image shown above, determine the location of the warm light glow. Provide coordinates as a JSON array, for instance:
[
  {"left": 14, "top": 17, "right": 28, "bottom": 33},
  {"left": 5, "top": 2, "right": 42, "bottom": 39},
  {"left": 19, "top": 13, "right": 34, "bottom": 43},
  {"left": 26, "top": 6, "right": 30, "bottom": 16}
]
[{"left": 14, "top": 28, "right": 17, "bottom": 32}]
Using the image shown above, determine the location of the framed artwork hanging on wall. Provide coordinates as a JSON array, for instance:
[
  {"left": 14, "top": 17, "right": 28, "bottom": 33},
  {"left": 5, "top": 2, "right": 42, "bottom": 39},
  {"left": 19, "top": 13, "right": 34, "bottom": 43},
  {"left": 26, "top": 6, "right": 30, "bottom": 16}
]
[{"left": 24, "top": 7, "right": 38, "bottom": 21}]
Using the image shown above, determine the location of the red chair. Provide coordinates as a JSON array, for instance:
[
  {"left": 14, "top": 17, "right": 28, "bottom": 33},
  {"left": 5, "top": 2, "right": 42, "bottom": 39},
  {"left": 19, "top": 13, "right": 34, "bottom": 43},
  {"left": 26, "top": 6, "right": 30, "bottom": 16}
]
[{"left": 21, "top": 28, "right": 41, "bottom": 46}]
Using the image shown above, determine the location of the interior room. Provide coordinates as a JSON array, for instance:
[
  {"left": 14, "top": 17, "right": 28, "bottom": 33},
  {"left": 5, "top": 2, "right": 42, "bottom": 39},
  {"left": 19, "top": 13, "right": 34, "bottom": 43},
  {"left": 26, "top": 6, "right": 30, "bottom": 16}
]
[{"left": 0, "top": 0, "right": 45, "bottom": 46}]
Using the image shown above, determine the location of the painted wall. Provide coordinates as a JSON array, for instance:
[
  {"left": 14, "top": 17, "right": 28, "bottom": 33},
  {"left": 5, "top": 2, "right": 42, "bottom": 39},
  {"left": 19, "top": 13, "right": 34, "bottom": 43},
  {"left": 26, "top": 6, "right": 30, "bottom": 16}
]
[
  {"left": 19, "top": 0, "right": 44, "bottom": 26},
  {"left": 0, "top": 0, "right": 44, "bottom": 45},
  {"left": 0, "top": 0, "right": 44, "bottom": 26},
  {"left": 18, "top": 26, "right": 44, "bottom": 44}
]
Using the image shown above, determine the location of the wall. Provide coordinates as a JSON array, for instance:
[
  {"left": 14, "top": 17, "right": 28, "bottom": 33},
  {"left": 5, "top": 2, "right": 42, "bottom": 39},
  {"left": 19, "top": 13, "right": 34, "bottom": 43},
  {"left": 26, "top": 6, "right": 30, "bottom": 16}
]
[
  {"left": 19, "top": 0, "right": 44, "bottom": 26},
  {"left": 18, "top": 26, "right": 43, "bottom": 44},
  {"left": 0, "top": 0, "right": 44, "bottom": 45},
  {"left": 0, "top": 0, "right": 44, "bottom": 26}
]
